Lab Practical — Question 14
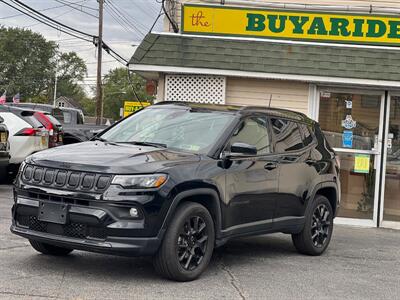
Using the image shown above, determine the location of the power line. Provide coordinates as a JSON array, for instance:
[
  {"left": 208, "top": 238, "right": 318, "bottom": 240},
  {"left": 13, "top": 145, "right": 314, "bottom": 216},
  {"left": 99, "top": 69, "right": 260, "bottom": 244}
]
[
  {"left": 23, "top": 6, "right": 77, "bottom": 28},
  {"left": 0, "top": 0, "right": 93, "bottom": 42},
  {"left": 106, "top": 1, "right": 147, "bottom": 36},
  {"left": 0, "top": 0, "right": 83, "bottom": 19},
  {"left": 11, "top": 0, "right": 94, "bottom": 38},
  {"left": 52, "top": 0, "right": 98, "bottom": 18},
  {"left": 1, "top": 0, "right": 129, "bottom": 65}
]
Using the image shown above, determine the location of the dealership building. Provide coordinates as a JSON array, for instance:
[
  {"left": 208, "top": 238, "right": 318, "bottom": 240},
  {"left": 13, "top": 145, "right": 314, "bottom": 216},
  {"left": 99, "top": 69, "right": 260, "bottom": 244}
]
[{"left": 129, "top": 0, "right": 400, "bottom": 229}]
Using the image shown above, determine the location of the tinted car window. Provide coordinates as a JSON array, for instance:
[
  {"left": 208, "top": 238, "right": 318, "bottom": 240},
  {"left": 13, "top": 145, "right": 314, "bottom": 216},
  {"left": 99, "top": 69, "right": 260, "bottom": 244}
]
[
  {"left": 270, "top": 118, "right": 303, "bottom": 152},
  {"left": 299, "top": 123, "right": 313, "bottom": 147},
  {"left": 229, "top": 116, "right": 271, "bottom": 155},
  {"left": 100, "top": 107, "right": 235, "bottom": 154},
  {"left": 20, "top": 111, "right": 44, "bottom": 128}
]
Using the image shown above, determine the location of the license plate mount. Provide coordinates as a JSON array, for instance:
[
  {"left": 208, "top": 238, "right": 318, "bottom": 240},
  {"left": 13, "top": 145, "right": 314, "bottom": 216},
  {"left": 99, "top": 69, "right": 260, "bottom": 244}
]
[{"left": 38, "top": 202, "right": 68, "bottom": 225}]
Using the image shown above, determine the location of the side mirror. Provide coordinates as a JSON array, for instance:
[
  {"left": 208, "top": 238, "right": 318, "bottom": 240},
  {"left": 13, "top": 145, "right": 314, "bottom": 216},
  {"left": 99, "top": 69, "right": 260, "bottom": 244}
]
[{"left": 229, "top": 142, "right": 257, "bottom": 156}]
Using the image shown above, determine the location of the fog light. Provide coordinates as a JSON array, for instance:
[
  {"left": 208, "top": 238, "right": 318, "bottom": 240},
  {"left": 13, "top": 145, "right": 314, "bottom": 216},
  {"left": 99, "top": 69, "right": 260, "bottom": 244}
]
[{"left": 129, "top": 208, "right": 138, "bottom": 218}]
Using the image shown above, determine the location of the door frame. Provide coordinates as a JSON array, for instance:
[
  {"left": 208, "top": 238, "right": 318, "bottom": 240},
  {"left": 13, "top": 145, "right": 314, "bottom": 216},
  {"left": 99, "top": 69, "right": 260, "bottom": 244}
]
[
  {"left": 380, "top": 92, "right": 400, "bottom": 229},
  {"left": 313, "top": 86, "right": 386, "bottom": 227}
]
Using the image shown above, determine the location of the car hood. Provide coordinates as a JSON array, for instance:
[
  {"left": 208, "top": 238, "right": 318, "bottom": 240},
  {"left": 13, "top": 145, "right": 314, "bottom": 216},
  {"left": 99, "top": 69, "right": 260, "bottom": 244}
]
[{"left": 27, "top": 141, "right": 201, "bottom": 174}]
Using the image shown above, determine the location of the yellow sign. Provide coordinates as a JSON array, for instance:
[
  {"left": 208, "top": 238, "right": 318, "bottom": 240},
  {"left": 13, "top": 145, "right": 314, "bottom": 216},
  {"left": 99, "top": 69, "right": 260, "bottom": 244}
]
[
  {"left": 123, "top": 101, "right": 150, "bottom": 117},
  {"left": 354, "top": 154, "right": 370, "bottom": 173},
  {"left": 182, "top": 4, "right": 400, "bottom": 46}
]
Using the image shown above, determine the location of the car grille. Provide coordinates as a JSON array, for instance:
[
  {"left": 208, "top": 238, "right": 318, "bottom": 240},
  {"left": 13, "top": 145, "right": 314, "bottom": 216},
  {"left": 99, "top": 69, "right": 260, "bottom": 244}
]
[
  {"left": 17, "top": 215, "right": 107, "bottom": 240},
  {"left": 21, "top": 164, "right": 111, "bottom": 192}
]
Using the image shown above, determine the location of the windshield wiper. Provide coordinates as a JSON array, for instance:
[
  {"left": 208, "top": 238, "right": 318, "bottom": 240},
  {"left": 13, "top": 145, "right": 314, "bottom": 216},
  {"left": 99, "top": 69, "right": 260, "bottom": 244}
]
[
  {"left": 92, "top": 136, "right": 108, "bottom": 142},
  {"left": 122, "top": 141, "right": 167, "bottom": 148}
]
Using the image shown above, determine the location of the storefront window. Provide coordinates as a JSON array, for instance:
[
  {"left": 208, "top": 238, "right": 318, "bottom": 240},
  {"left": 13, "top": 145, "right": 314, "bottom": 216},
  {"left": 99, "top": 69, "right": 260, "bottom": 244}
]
[
  {"left": 337, "top": 153, "right": 375, "bottom": 219},
  {"left": 318, "top": 92, "right": 381, "bottom": 150},
  {"left": 319, "top": 91, "right": 382, "bottom": 220},
  {"left": 383, "top": 96, "right": 400, "bottom": 222}
]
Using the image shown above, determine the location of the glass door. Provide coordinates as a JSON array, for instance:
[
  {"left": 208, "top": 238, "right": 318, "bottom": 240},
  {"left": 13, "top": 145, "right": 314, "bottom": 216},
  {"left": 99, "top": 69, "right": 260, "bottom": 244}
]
[
  {"left": 318, "top": 88, "right": 384, "bottom": 225},
  {"left": 382, "top": 95, "right": 400, "bottom": 226}
]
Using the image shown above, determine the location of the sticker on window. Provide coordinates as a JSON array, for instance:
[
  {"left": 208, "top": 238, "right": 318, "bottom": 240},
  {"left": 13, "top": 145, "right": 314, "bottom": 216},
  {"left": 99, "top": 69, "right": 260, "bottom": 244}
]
[
  {"left": 354, "top": 154, "right": 370, "bottom": 173},
  {"left": 342, "top": 130, "right": 353, "bottom": 148}
]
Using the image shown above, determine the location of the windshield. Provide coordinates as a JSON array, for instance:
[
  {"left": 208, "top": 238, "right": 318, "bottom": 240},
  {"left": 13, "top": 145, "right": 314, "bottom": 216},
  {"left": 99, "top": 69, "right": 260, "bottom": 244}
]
[{"left": 100, "top": 106, "right": 236, "bottom": 154}]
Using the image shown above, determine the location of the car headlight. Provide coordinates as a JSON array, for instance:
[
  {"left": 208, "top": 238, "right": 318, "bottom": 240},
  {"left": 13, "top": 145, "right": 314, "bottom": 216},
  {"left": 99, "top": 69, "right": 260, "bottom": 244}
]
[{"left": 111, "top": 174, "right": 168, "bottom": 189}]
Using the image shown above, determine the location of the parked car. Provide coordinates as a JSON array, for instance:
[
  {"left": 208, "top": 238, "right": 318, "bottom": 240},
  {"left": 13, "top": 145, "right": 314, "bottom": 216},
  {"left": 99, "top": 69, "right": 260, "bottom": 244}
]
[
  {"left": 7, "top": 103, "right": 106, "bottom": 144},
  {"left": 11, "top": 102, "right": 340, "bottom": 281},
  {"left": 0, "top": 106, "right": 48, "bottom": 170},
  {"left": 0, "top": 116, "right": 10, "bottom": 180},
  {"left": 33, "top": 111, "right": 64, "bottom": 148}
]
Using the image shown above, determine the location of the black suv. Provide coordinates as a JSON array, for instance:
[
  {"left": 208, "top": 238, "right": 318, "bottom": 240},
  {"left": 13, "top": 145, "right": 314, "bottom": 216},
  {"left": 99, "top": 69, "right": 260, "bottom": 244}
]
[{"left": 11, "top": 102, "right": 340, "bottom": 281}]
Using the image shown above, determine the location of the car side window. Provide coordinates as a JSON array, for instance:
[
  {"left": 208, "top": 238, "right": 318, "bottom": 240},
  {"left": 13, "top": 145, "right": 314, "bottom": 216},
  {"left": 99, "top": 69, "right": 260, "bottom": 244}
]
[
  {"left": 299, "top": 123, "right": 313, "bottom": 147},
  {"left": 229, "top": 116, "right": 271, "bottom": 155},
  {"left": 270, "top": 118, "right": 304, "bottom": 152}
]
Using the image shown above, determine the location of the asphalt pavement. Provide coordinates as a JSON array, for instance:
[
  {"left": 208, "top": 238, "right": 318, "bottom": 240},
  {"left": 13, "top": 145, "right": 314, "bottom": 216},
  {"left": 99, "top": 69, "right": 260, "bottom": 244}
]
[{"left": 0, "top": 184, "right": 399, "bottom": 300}]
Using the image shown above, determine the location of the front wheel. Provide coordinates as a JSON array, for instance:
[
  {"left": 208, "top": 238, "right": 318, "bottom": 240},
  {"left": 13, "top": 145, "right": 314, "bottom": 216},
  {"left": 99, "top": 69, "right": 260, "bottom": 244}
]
[
  {"left": 292, "top": 195, "right": 334, "bottom": 256},
  {"left": 153, "top": 202, "right": 215, "bottom": 281}
]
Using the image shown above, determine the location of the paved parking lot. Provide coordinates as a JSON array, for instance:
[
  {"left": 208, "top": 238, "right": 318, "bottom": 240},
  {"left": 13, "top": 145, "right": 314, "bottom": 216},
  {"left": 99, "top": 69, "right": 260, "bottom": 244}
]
[{"left": 0, "top": 184, "right": 399, "bottom": 300}]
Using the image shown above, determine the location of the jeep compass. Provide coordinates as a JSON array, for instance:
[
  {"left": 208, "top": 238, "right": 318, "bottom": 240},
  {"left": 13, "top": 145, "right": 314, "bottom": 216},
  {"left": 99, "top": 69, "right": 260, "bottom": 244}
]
[{"left": 11, "top": 102, "right": 340, "bottom": 281}]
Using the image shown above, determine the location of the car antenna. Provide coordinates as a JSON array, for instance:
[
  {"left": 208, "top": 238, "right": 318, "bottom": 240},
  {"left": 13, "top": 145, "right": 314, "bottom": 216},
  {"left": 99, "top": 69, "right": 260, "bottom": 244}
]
[{"left": 268, "top": 94, "right": 272, "bottom": 108}]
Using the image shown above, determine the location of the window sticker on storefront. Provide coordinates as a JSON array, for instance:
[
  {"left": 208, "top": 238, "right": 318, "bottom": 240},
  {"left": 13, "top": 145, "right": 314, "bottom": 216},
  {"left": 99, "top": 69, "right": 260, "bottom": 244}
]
[{"left": 182, "top": 4, "right": 400, "bottom": 46}]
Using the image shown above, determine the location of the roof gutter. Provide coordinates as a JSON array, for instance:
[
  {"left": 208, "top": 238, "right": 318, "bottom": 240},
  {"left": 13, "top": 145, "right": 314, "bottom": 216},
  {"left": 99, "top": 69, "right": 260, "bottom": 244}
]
[{"left": 201, "top": 0, "right": 400, "bottom": 15}]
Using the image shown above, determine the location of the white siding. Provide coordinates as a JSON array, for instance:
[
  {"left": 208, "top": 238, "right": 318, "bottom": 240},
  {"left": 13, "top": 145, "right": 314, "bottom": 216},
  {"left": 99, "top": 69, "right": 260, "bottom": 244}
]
[{"left": 225, "top": 77, "right": 309, "bottom": 115}]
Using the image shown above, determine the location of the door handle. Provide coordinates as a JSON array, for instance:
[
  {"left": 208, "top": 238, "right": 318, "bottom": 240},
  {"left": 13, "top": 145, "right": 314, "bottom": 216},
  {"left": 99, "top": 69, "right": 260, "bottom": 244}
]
[{"left": 264, "top": 162, "right": 277, "bottom": 171}]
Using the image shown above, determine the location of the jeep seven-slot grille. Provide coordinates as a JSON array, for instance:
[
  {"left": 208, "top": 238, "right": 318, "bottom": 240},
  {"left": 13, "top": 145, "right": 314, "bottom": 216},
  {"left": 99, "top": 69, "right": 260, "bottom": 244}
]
[
  {"left": 17, "top": 215, "right": 107, "bottom": 240},
  {"left": 22, "top": 164, "right": 111, "bottom": 192}
]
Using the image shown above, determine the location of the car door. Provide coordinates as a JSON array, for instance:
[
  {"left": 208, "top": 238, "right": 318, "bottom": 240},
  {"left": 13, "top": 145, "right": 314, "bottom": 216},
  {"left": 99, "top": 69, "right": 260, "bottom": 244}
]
[
  {"left": 223, "top": 115, "right": 279, "bottom": 234},
  {"left": 269, "top": 118, "right": 316, "bottom": 228}
]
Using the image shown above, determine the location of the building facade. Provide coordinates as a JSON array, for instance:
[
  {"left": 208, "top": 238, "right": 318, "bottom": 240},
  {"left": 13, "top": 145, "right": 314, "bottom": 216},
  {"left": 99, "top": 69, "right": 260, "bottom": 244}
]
[{"left": 129, "top": 0, "right": 400, "bottom": 229}]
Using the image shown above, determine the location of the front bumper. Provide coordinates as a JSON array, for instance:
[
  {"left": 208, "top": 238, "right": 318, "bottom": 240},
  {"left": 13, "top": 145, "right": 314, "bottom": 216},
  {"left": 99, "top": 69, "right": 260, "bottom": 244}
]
[
  {"left": 11, "top": 224, "right": 162, "bottom": 256},
  {"left": 11, "top": 195, "right": 164, "bottom": 257}
]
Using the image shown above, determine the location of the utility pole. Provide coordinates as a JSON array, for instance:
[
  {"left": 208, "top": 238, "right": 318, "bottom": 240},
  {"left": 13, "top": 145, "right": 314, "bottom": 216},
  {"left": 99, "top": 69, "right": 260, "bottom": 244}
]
[
  {"left": 53, "top": 58, "right": 58, "bottom": 107},
  {"left": 53, "top": 74, "right": 57, "bottom": 107},
  {"left": 95, "top": 0, "right": 104, "bottom": 125}
]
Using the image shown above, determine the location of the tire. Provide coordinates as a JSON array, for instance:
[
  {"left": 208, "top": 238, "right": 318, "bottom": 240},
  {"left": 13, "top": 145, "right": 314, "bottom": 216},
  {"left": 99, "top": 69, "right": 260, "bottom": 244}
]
[
  {"left": 153, "top": 202, "right": 215, "bottom": 281},
  {"left": 292, "top": 195, "right": 334, "bottom": 256},
  {"left": 0, "top": 167, "right": 6, "bottom": 183},
  {"left": 29, "top": 240, "right": 73, "bottom": 256}
]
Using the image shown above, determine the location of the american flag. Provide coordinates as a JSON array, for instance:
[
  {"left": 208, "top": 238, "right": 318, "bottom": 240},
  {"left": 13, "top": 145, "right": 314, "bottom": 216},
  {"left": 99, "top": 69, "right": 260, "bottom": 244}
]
[
  {"left": 12, "top": 93, "right": 20, "bottom": 104},
  {"left": 0, "top": 91, "right": 6, "bottom": 105}
]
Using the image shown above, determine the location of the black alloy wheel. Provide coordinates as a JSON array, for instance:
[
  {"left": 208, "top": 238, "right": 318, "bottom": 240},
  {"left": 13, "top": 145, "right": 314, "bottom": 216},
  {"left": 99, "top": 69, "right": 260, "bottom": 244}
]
[
  {"left": 153, "top": 202, "right": 215, "bottom": 281},
  {"left": 292, "top": 195, "right": 334, "bottom": 256},
  {"left": 177, "top": 216, "right": 209, "bottom": 271},
  {"left": 311, "top": 204, "right": 331, "bottom": 248}
]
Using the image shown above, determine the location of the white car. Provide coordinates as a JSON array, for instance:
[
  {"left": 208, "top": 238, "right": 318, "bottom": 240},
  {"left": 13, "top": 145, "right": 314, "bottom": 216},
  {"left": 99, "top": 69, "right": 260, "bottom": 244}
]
[{"left": 0, "top": 106, "right": 49, "bottom": 166}]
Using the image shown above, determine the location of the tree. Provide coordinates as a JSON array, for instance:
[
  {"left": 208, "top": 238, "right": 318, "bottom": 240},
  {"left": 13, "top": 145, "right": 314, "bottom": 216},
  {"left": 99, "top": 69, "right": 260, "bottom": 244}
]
[
  {"left": 0, "top": 26, "right": 88, "bottom": 104},
  {"left": 0, "top": 26, "right": 57, "bottom": 99},
  {"left": 52, "top": 52, "right": 88, "bottom": 101},
  {"left": 102, "top": 68, "right": 154, "bottom": 120}
]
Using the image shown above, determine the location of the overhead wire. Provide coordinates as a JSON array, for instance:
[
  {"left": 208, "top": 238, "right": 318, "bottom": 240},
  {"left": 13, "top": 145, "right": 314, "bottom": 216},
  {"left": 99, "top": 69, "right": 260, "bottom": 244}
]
[{"left": 1, "top": 0, "right": 129, "bottom": 66}]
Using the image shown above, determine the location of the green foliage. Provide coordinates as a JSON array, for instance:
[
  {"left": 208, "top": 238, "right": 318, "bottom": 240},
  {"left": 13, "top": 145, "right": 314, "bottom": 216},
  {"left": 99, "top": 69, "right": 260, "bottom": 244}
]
[
  {"left": 102, "top": 68, "right": 154, "bottom": 120},
  {"left": 80, "top": 97, "right": 96, "bottom": 116},
  {"left": 0, "top": 26, "right": 88, "bottom": 103},
  {"left": 0, "top": 26, "right": 57, "bottom": 99}
]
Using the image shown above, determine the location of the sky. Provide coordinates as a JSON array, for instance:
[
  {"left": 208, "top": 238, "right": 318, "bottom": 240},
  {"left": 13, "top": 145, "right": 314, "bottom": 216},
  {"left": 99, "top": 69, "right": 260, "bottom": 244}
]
[{"left": 0, "top": 0, "right": 163, "bottom": 95}]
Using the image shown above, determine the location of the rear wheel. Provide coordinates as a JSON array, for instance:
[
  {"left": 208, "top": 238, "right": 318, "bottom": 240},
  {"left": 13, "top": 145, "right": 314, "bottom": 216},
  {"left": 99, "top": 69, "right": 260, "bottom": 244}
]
[
  {"left": 153, "top": 202, "right": 215, "bottom": 281},
  {"left": 292, "top": 195, "right": 333, "bottom": 256},
  {"left": 29, "top": 240, "right": 73, "bottom": 256}
]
